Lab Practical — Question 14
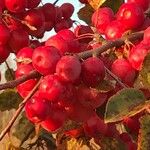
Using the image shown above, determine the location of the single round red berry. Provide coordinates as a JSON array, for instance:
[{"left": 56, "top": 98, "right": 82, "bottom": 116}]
[
  {"left": 16, "top": 47, "right": 33, "bottom": 65},
  {"left": 25, "top": 94, "right": 50, "bottom": 123},
  {"left": 0, "top": 45, "right": 10, "bottom": 64},
  {"left": 116, "top": 3, "right": 144, "bottom": 30},
  {"left": 127, "top": 0, "right": 150, "bottom": 11},
  {"left": 0, "top": 24, "right": 10, "bottom": 45},
  {"left": 105, "top": 20, "right": 125, "bottom": 40},
  {"left": 84, "top": 114, "right": 108, "bottom": 137},
  {"left": 111, "top": 58, "right": 137, "bottom": 86},
  {"left": 77, "top": 86, "right": 107, "bottom": 109},
  {"left": 81, "top": 57, "right": 105, "bottom": 87},
  {"left": 60, "top": 3, "right": 74, "bottom": 19},
  {"left": 5, "top": 0, "right": 27, "bottom": 13},
  {"left": 32, "top": 46, "right": 61, "bottom": 75},
  {"left": 92, "top": 7, "right": 115, "bottom": 34},
  {"left": 45, "top": 35, "right": 69, "bottom": 55},
  {"left": 56, "top": 55, "right": 81, "bottom": 83},
  {"left": 41, "top": 107, "right": 67, "bottom": 132},
  {"left": 9, "top": 29, "right": 29, "bottom": 53},
  {"left": 38, "top": 74, "right": 66, "bottom": 101},
  {"left": 26, "top": 0, "right": 41, "bottom": 9},
  {"left": 15, "top": 64, "right": 37, "bottom": 98},
  {"left": 128, "top": 43, "right": 149, "bottom": 70}
]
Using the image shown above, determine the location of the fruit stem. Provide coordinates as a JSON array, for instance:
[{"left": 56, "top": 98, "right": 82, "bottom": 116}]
[{"left": 104, "top": 66, "right": 129, "bottom": 88}]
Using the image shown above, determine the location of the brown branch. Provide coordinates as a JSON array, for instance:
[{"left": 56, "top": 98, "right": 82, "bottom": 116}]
[
  {"left": 0, "top": 70, "right": 40, "bottom": 90},
  {"left": 0, "top": 77, "right": 42, "bottom": 141},
  {"left": 77, "top": 31, "right": 144, "bottom": 59}
]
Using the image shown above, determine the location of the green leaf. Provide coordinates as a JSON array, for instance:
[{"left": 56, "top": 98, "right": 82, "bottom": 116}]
[
  {"left": 137, "top": 53, "right": 150, "bottom": 90},
  {"left": 104, "top": 88, "right": 147, "bottom": 123},
  {"left": 13, "top": 113, "right": 34, "bottom": 142},
  {"left": 96, "top": 80, "right": 114, "bottom": 92},
  {"left": 5, "top": 68, "right": 15, "bottom": 82},
  {"left": 0, "top": 89, "right": 22, "bottom": 111},
  {"left": 138, "top": 114, "right": 150, "bottom": 150},
  {"left": 102, "top": 0, "right": 124, "bottom": 13},
  {"left": 78, "top": 4, "right": 94, "bottom": 24},
  {"left": 0, "top": 109, "right": 19, "bottom": 149},
  {"left": 99, "top": 137, "right": 126, "bottom": 150}
]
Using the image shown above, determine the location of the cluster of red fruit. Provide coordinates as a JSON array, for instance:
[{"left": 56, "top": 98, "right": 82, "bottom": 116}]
[
  {"left": 92, "top": 0, "right": 150, "bottom": 39},
  {"left": 15, "top": 27, "right": 107, "bottom": 134},
  {"left": 1, "top": 0, "right": 150, "bottom": 149},
  {"left": 0, "top": 0, "right": 75, "bottom": 64},
  {"left": 91, "top": 0, "right": 150, "bottom": 86}
]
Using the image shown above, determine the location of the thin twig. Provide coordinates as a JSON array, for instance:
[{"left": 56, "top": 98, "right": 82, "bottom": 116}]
[
  {"left": 0, "top": 77, "right": 42, "bottom": 141},
  {"left": 104, "top": 66, "right": 129, "bottom": 88},
  {"left": 53, "top": 0, "right": 59, "bottom": 5},
  {"left": 0, "top": 70, "right": 40, "bottom": 90}
]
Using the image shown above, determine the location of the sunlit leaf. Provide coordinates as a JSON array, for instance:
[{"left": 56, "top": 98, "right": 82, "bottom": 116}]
[
  {"left": 105, "top": 88, "right": 147, "bottom": 123},
  {"left": 102, "top": 0, "right": 124, "bottom": 13},
  {"left": 78, "top": 4, "right": 94, "bottom": 24},
  {"left": 138, "top": 114, "right": 150, "bottom": 150},
  {"left": 134, "top": 53, "right": 150, "bottom": 90},
  {"left": 88, "top": 0, "right": 107, "bottom": 10},
  {"left": 5, "top": 68, "right": 15, "bottom": 82},
  {"left": 0, "top": 89, "right": 22, "bottom": 111},
  {"left": 13, "top": 114, "right": 34, "bottom": 142}
]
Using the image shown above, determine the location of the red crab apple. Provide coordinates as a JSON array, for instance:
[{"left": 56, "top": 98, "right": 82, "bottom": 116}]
[
  {"left": 41, "top": 107, "right": 67, "bottom": 132},
  {"left": 56, "top": 55, "right": 81, "bottom": 83},
  {"left": 38, "top": 74, "right": 66, "bottom": 101},
  {"left": 45, "top": 35, "right": 69, "bottom": 55},
  {"left": 5, "top": 0, "right": 27, "bottom": 13},
  {"left": 0, "top": 45, "right": 10, "bottom": 64},
  {"left": 111, "top": 58, "right": 137, "bottom": 86},
  {"left": 26, "top": 0, "right": 41, "bottom": 9},
  {"left": 84, "top": 114, "right": 108, "bottom": 137},
  {"left": 60, "top": 3, "right": 74, "bottom": 19},
  {"left": 127, "top": 0, "right": 150, "bottom": 11},
  {"left": 9, "top": 29, "right": 29, "bottom": 53},
  {"left": 0, "top": 24, "right": 10, "bottom": 45},
  {"left": 15, "top": 64, "right": 37, "bottom": 98},
  {"left": 16, "top": 47, "right": 33, "bottom": 65},
  {"left": 116, "top": 3, "right": 144, "bottom": 30},
  {"left": 32, "top": 46, "right": 61, "bottom": 75},
  {"left": 92, "top": 7, "right": 115, "bottom": 34},
  {"left": 25, "top": 94, "right": 50, "bottom": 123},
  {"left": 81, "top": 57, "right": 105, "bottom": 87}
]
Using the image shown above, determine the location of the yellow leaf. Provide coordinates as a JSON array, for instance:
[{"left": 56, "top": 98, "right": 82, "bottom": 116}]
[{"left": 88, "top": 0, "right": 106, "bottom": 10}]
